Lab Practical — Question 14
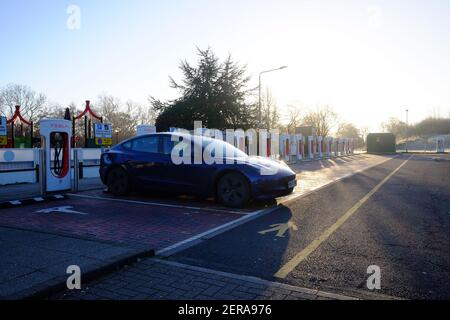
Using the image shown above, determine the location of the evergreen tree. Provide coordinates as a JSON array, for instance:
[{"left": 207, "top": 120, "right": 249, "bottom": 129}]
[{"left": 153, "top": 48, "right": 257, "bottom": 131}]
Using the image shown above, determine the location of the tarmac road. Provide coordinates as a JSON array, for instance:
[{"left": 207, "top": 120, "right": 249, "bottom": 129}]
[{"left": 170, "top": 154, "right": 450, "bottom": 299}]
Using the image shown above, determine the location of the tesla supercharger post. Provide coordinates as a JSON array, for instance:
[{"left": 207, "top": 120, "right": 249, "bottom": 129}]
[
  {"left": 234, "top": 130, "right": 246, "bottom": 154},
  {"left": 323, "top": 137, "right": 329, "bottom": 158},
  {"left": 39, "top": 119, "right": 72, "bottom": 195},
  {"left": 295, "top": 134, "right": 303, "bottom": 161},
  {"left": 137, "top": 125, "right": 156, "bottom": 136},
  {"left": 308, "top": 136, "right": 314, "bottom": 160},
  {"left": 280, "top": 134, "right": 290, "bottom": 162},
  {"left": 317, "top": 136, "right": 323, "bottom": 158},
  {"left": 333, "top": 138, "right": 338, "bottom": 157},
  {"left": 312, "top": 136, "right": 317, "bottom": 158},
  {"left": 337, "top": 138, "right": 342, "bottom": 156},
  {"left": 436, "top": 137, "right": 445, "bottom": 153},
  {"left": 259, "top": 130, "right": 269, "bottom": 157}
]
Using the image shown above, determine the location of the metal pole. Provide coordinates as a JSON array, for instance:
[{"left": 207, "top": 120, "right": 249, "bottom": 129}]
[
  {"left": 38, "top": 148, "right": 47, "bottom": 196},
  {"left": 258, "top": 66, "right": 287, "bottom": 129},
  {"left": 405, "top": 109, "right": 409, "bottom": 153},
  {"left": 84, "top": 115, "right": 88, "bottom": 148},
  {"left": 258, "top": 73, "right": 262, "bottom": 125},
  {"left": 30, "top": 121, "right": 33, "bottom": 147},
  {"left": 73, "top": 149, "right": 79, "bottom": 192}
]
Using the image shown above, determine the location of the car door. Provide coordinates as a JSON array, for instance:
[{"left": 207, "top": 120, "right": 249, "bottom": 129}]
[
  {"left": 127, "top": 135, "right": 171, "bottom": 189},
  {"left": 160, "top": 134, "right": 219, "bottom": 195}
]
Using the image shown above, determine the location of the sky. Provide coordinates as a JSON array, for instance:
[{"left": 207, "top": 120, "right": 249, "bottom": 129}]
[{"left": 1, "top": 0, "right": 450, "bottom": 132}]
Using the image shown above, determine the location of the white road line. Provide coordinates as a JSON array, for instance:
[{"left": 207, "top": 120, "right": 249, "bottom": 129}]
[
  {"left": 274, "top": 154, "right": 413, "bottom": 278},
  {"left": 66, "top": 193, "right": 245, "bottom": 215},
  {"left": 156, "top": 206, "right": 278, "bottom": 256}
]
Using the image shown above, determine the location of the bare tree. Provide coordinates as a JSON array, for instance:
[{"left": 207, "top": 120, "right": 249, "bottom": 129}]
[
  {"left": 285, "top": 105, "right": 303, "bottom": 133},
  {"left": 261, "top": 88, "right": 280, "bottom": 130},
  {"left": 0, "top": 84, "right": 47, "bottom": 121},
  {"left": 95, "top": 95, "right": 140, "bottom": 140},
  {"left": 302, "top": 105, "right": 337, "bottom": 137},
  {"left": 381, "top": 117, "right": 407, "bottom": 139}
]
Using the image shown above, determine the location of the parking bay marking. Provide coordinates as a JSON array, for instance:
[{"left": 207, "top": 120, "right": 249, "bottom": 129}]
[
  {"left": 36, "top": 206, "right": 88, "bottom": 215},
  {"left": 274, "top": 155, "right": 414, "bottom": 279},
  {"left": 66, "top": 193, "right": 246, "bottom": 215},
  {"left": 259, "top": 221, "right": 298, "bottom": 238}
]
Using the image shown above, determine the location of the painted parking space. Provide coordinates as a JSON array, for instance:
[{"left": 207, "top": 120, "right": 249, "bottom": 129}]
[{"left": 0, "top": 195, "right": 241, "bottom": 250}]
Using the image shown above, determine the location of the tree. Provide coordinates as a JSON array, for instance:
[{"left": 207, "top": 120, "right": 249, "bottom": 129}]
[
  {"left": 337, "top": 122, "right": 364, "bottom": 148},
  {"left": 302, "top": 105, "right": 338, "bottom": 137},
  {"left": 0, "top": 84, "right": 47, "bottom": 121},
  {"left": 153, "top": 47, "right": 257, "bottom": 131},
  {"left": 381, "top": 117, "right": 407, "bottom": 139},
  {"left": 260, "top": 88, "right": 280, "bottom": 130},
  {"left": 95, "top": 95, "right": 141, "bottom": 140},
  {"left": 284, "top": 105, "right": 303, "bottom": 133}
]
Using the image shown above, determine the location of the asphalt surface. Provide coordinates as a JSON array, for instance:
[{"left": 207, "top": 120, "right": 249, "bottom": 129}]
[{"left": 169, "top": 154, "right": 450, "bottom": 299}]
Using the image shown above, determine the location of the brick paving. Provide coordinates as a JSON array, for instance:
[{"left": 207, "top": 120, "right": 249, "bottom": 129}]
[
  {"left": 55, "top": 258, "right": 357, "bottom": 300},
  {"left": 0, "top": 197, "right": 239, "bottom": 250}
]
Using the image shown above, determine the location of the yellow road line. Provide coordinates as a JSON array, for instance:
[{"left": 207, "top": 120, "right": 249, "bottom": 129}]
[{"left": 274, "top": 155, "right": 414, "bottom": 279}]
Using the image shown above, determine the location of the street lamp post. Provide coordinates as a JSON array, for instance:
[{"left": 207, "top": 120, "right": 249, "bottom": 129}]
[
  {"left": 258, "top": 66, "right": 287, "bottom": 127},
  {"left": 405, "top": 109, "right": 409, "bottom": 153}
]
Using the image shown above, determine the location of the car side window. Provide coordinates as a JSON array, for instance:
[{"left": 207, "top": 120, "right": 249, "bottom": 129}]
[
  {"left": 131, "top": 136, "right": 159, "bottom": 153},
  {"left": 122, "top": 141, "right": 132, "bottom": 149},
  {"left": 162, "top": 136, "right": 174, "bottom": 155}
]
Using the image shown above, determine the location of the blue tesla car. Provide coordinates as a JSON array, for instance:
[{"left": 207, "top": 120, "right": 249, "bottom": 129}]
[{"left": 99, "top": 132, "right": 297, "bottom": 208}]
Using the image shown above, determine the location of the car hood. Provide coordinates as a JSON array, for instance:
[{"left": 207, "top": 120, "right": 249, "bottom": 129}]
[{"left": 225, "top": 156, "right": 294, "bottom": 176}]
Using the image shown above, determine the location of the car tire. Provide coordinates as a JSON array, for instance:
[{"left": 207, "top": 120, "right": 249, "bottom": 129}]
[
  {"left": 217, "top": 172, "right": 251, "bottom": 208},
  {"left": 107, "top": 167, "right": 130, "bottom": 196}
]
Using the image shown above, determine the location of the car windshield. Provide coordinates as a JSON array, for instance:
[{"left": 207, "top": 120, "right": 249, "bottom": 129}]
[{"left": 200, "top": 137, "right": 248, "bottom": 159}]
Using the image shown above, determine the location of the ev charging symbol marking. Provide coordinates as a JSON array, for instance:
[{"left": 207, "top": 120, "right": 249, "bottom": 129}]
[
  {"left": 36, "top": 206, "right": 88, "bottom": 215},
  {"left": 67, "top": 265, "right": 81, "bottom": 290},
  {"left": 367, "top": 265, "right": 381, "bottom": 290}
]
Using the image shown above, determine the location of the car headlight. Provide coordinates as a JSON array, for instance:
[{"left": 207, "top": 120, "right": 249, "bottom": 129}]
[{"left": 102, "top": 153, "right": 112, "bottom": 165}]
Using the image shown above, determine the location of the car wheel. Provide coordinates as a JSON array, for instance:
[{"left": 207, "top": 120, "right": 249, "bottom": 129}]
[
  {"left": 107, "top": 167, "right": 130, "bottom": 196},
  {"left": 217, "top": 172, "right": 250, "bottom": 208}
]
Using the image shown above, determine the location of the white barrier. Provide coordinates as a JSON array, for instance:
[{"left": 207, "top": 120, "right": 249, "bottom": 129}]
[{"left": 0, "top": 148, "right": 102, "bottom": 185}]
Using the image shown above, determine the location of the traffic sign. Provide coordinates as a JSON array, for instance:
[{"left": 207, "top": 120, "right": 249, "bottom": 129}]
[
  {"left": 0, "top": 116, "right": 7, "bottom": 146},
  {"left": 94, "top": 123, "right": 113, "bottom": 146}
]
